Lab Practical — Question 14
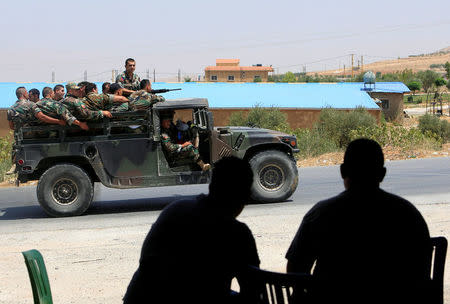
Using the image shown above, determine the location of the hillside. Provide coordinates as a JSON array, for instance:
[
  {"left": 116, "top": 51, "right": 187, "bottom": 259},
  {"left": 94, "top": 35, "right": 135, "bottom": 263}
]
[{"left": 313, "top": 48, "right": 450, "bottom": 76}]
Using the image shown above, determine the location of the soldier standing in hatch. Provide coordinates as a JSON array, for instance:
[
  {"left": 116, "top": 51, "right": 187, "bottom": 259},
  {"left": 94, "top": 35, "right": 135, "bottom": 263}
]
[
  {"left": 115, "top": 58, "right": 141, "bottom": 95},
  {"left": 128, "top": 79, "right": 165, "bottom": 111},
  {"left": 60, "top": 82, "right": 112, "bottom": 121},
  {"left": 37, "top": 87, "right": 89, "bottom": 130},
  {"left": 160, "top": 112, "right": 210, "bottom": 171}
]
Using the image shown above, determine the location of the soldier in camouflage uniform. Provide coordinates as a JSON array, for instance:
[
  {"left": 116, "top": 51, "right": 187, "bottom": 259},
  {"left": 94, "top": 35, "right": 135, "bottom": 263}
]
[
  {"left": 60, "top": 82, "right": 112, "bottom": 120},
  {"left": 108, "top": 83, "right": 129, "bottom": 112},
  {"left": 83, "top": 82, "right": 129, "bottom": 112},
  {"left": 115, "top": 58, "right": 141, "bottom": 95},
  {"left": 6, "top": 87, "right": 66, "bottom": 174},
  {"left": 129, "top": 79, "right": 165, "bottom": 111},
  {"left": 160, "top": 112, "right": 210, "bottom": 171},
  {"left": 7, "top": 87, "right": 66, "bottom": 129},
  {"left": 37, "top": 87, "right": 89, "bottom": 130}
]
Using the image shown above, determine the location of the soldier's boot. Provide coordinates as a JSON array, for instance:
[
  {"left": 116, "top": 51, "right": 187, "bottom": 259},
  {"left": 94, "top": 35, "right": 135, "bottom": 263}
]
[
  {"left": 197, "top": 160, "right": 211, "bottom": 171},
  {"left": 5, "top": 164, "right": 16, "bottom": 175}
]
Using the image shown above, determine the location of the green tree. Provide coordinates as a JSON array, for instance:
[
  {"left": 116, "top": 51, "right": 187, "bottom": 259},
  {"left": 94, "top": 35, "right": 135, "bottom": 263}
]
[
  {"left": 281, "top": 71, "right": 297, "bottom": 83},
  {"left": 435, "top": 77, "right": 447, "bottom": 88},
  {"left": 417, "top": 70, "right": 438, "bottom": 93},
  {"left": 444, "top": 61, "right": 450, "bottom": 79},
  {"left": 184, "top": 77, "right": 192, "bottom": 82},
  {"left": 407, "top": 81, "right": 421, "bottom": 95}
]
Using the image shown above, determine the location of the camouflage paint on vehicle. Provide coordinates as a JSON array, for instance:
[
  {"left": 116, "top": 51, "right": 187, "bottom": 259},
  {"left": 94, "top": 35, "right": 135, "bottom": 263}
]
[{"left": 14, "top": 98, "right": 298, "bottom": 190}]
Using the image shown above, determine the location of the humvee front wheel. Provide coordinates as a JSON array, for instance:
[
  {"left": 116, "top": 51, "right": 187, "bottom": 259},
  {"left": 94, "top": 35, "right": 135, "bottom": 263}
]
[
  {"left": 37, "top": 164, "right": 93, "bottom": 217},
  {"left": 249, "top": 150, "right": 298, "bottom": 203}
]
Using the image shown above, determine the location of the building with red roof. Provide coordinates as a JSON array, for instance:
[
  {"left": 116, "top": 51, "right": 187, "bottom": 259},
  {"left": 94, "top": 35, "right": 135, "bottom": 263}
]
[{"left": 204, "top": 59, "right": 273, "bottom": 82}]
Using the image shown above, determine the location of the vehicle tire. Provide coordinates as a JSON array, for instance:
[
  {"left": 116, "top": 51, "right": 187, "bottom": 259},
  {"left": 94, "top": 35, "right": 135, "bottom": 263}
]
[
  {"left": 249, "top": 150, "right": 298, "bottom": 203},
  {"left": 36, "top": 164, "right": 93, "bottom": 217}
]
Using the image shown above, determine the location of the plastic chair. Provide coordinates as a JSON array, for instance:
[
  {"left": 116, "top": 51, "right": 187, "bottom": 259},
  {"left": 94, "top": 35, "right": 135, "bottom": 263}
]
[
  {"left": 238, "top": 265, "right": 314, "bottom": 304},
  {"left": 430, "top": 237, "right": 447, "bottom": 304},
  {"left": 22, "top": 249, "right": 53, "bottom": 304}
]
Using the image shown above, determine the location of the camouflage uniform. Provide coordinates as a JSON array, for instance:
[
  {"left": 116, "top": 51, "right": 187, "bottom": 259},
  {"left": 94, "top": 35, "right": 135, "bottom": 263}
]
[
  {"left": 129, "top": 90, "right": 165, "bottom": 111},
  {"left": 7, "top": 99, "right": 42, "bottom": 127},
  {"left": 161, "top": 126, "right": 200, "bottom": 162},
  {"left": 83, "top": 92, "right": 115, "bottom": 111},
  {"left": 60, "top": 93, "right": 104, "bottom": 120},
  {"left": 115, "top": 71, "right": 141, "bottom": 91},
  {"left": 36, "top": 98, "right": 77, "bottom": 125}
]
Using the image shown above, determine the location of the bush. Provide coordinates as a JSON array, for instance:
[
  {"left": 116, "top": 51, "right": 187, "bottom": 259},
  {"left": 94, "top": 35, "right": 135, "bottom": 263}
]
[
  {"left": 349, "top": 124, "right": 442, "bottom": 151},
  {"left": 315, "top": 107, "right": 377, "bottom": 148},
  {"left": 228, "top": 105, "right": 290, "bottom": 132},
  {"left": 0, "top": 134, "right": 13, "bottom": 182},
  {"left": 293, "top": 128, "right": 338, "bottom": 158},
  {"left": 407, "top": 96, "right": 414, "bottom": 102},
  {"left": 418, "top": 114, "right": 450, "bottom": 142}
]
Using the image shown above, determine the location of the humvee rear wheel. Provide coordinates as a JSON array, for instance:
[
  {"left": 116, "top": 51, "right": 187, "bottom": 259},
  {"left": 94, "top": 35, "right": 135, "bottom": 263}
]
[
  {"left": 249, "top": 150, "right": 298, "bottom": 203},
  {"left": 37, "top": 164, "right": 93, "bottom": 217}
]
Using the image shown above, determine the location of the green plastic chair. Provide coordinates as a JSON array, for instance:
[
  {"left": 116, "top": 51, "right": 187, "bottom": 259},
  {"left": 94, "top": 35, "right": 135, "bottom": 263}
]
[{"left": 22, "top": 249, "right": 53, "bottom": 304}]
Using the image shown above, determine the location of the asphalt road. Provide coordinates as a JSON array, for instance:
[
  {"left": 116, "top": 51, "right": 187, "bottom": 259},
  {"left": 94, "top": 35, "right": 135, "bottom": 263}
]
[
  {"left": 0, "top": 157, "right": 449, "bottom": 224},
  {"left": 1, "top": 157, "right": 449, "bottom": 304}
]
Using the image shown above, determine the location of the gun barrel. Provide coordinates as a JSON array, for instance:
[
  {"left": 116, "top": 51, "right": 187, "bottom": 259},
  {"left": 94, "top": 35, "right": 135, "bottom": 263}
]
[{"left": 151, "top": 88, "right": 182, "bottom": 94}]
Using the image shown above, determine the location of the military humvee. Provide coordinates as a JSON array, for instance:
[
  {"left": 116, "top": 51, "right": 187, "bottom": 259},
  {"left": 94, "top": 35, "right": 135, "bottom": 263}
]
[{"left": 13, "top": 98, "right": 299, "bottom": 217}]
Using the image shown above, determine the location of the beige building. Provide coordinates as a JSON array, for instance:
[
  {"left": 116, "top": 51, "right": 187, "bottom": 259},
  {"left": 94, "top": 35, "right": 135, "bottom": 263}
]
[{"left": 204, "top": 59, "right": 273, "bottom": 82}]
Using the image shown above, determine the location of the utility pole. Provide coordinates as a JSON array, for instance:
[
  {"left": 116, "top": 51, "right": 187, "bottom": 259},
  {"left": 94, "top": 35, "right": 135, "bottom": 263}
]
[
  {"left": 52, "top": 71, "right": 55, "bottom": 82},
  {"left": 112, "top": 70, "right": 115, "bottom": 82},
  {"left": 351, "top": 54, "right": 354, "bottom": 78},
  {"left": 178, "top": 69, "right": 181, "bottom": 82},
  {"left": 343, "top": 64, "right": 346, "bottom": 77},
  {"left": 146, "top": 69, "right": 150, "bottom": 79},
  {"left": 361, "top": 56, "right": 364, "bottom": 73},
  {"left": 153, "top": 69, "right": 156, "bottom": 82},
  {"left": 84, "top": 70, "right": 87, "bottom": 81}
]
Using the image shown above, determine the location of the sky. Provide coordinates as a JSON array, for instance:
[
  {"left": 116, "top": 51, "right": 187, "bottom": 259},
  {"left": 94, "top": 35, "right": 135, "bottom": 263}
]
[{"left": 1, "top": 0, "right": 449, "bottom": 83}]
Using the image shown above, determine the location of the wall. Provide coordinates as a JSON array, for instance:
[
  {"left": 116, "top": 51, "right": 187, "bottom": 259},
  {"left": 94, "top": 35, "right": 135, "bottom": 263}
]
[
  {"left": 210, "top": 108, "right": 381, "bottom": 129},
  {"left": 0, "top": 108, "right": 381, "bottom": 138},
  {"left": 0, "top": 109, "right": 11, "bottom": 137},
  {"left": 369, "top": 92, "right": 404, "bottom": 122}
]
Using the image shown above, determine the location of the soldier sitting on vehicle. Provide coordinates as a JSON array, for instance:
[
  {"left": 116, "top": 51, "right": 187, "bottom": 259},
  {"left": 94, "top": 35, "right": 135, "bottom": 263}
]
[
  {"left": 37, "top": 87, "right": 89, "bottom": 130},
  {"left": 128, "top": 79, "right": 165, "bottom": 112},
  {"left": 8, "top": 87, "right": 66, "bottom": 130},
  {"left": 60, "top": 82, "right": 112, "bottom": 121},
  {"left": 108, "top": 83, "right": 129, "bottom": 112},
  {"left": 83, "top": 82, "right": 129, "bottom": 112},
  {"left": 28, "top": 88, "right": 40, "bottom": 103},
  {"left": 160, "top": 111, "right": 210, "bottom": 171},
  {"left": 53, "top": 84, "right": 65, "bottom": 101}
]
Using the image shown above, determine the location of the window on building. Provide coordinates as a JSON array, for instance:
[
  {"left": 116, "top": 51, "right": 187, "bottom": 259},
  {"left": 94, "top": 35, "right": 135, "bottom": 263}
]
[
  {"left": 211, "top": 75, "right": 217, "bottom": 81},
  {"left": 228, "top": 75, "right": 235, "bottom": 81},
  {"left": 381, "top": 99, "right": 389, "bottom": 109}
]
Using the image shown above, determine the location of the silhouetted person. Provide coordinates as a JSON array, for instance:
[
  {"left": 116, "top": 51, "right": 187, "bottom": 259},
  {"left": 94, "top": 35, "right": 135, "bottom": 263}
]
[
  {"left": 123, "top": 156, "right": 260, "bottom": 304},
  {"left": 286, "top": 138, "right": 431, "bottom": 304}
]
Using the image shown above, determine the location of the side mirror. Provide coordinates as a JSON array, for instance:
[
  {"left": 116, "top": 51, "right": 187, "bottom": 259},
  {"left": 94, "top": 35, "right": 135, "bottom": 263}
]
[{"left": 206, "top": 111, "right": 214, "bottom": 132}]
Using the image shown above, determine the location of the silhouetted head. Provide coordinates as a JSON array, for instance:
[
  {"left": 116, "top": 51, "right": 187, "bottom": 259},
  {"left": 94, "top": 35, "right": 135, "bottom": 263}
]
[
  {"left": 340, "top": 138, "right": 386, "bottom": 189},
  {"left": 84, "top": 82, "right": 97, "bottom": 94},
  {"left": 109, "top": 83, "right": 123, "bottom": 95},
  {"left": 208, "top": 156, "right": 254, "bottom": 217}
]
